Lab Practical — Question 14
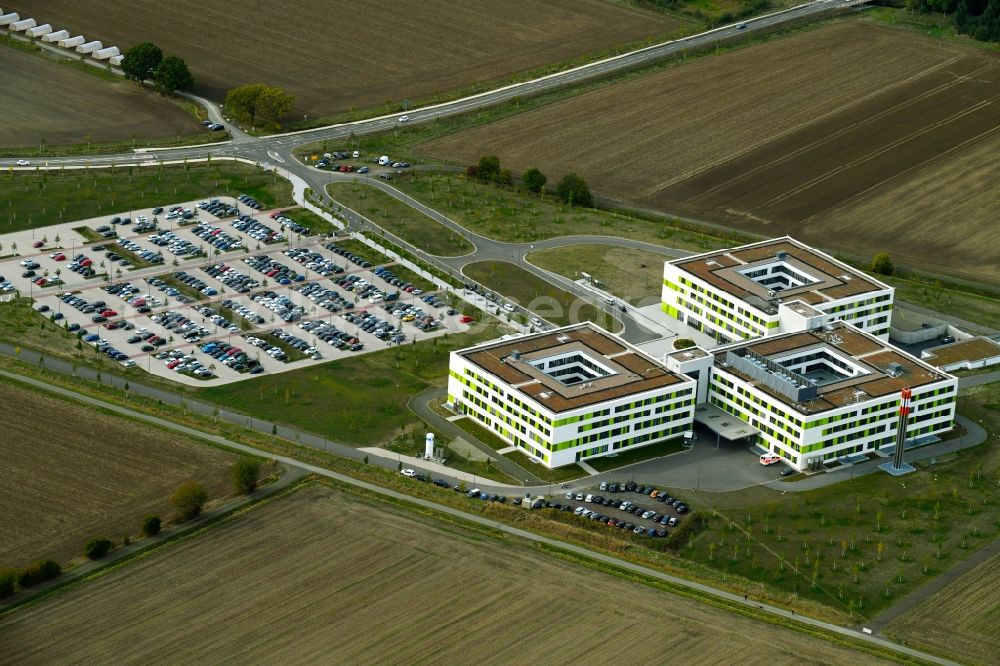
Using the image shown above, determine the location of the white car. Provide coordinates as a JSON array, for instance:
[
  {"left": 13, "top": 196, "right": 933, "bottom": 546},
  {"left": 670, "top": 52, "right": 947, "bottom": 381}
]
[
  {"left": 502, "top": 303, "right": 515, "bottom": 313},
  {"left": 16, "top": 160, "right": 30, "bottom": 166},
  {"left": 530, "top": 317, "right": 543, "bottom": 327},
  {"left": 400, "top": 468, "right": 416, "bottom": 477},
  {"left": 398, "top": 115, "right": 410, "bottom": 123}
]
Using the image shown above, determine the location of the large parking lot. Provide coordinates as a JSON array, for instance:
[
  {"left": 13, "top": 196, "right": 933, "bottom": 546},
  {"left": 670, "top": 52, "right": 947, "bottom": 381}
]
[{"left": 1, "top": 197, "right": 470, "bottom": 385}]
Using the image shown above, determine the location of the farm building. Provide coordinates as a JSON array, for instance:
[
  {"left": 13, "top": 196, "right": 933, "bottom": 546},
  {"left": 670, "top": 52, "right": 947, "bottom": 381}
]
[
  {"left": 921, "top": 337, "right": 1000, "bottom": 372},
  {"left": 448, "top": 323, "right": 696, "bottom": 468},
  {"left": 662, "top": 237, "right": 894, "bottom": 344},
  {"left": 706, "top": 322, "right": 956, "bottom": 471}
]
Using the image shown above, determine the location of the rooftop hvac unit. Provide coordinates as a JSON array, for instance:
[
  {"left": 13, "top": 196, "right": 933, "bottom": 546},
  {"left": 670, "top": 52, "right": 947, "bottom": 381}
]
[
  {"left": 776, "top": 251, "right": 788, "bottom": 260},
  {"left": 510, "top": 349, "right": 521, "bottom": 361},
  {"left": 556, "top": 334, "right": 571, "bottom": 343},
  {"left": 886, "top": 362, "right": 904, "bottom": 377}
]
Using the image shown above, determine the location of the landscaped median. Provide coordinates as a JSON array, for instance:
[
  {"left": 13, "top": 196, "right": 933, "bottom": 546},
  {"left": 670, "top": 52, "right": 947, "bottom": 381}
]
[
  {"left": 463, "top": 260, "right": 618, "bottom": 331},
  {"left": 327, "top": 182, "right": 475, "bottom": 257}
]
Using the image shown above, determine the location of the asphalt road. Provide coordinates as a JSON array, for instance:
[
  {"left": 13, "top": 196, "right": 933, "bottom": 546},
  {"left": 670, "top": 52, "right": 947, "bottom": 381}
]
[{"left": 0, "top": 367, "right": 957, "bottom": 666}]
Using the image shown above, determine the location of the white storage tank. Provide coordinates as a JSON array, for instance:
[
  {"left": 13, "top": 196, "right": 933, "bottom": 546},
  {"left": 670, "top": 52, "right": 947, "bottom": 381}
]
[
  {"left": 76, "top": 40, "right": 102, "bottom": 54},
  {"left": 42, "top": 29, "right": 69, "bottom": 42},
  {"left": 0, "top": 13, "right": 18, "bottom": 27},
  {"left": 109, "top": 54, "right": 123, "bottom": 66},
  {"left": 93, "top": 46, "right": 120, "bottom": 60},
  {"left": 11, "top": 17, "right": 35, "bottom": 31},
  {"left": 26, "top": 23, "right": 51, "bottom": 38},
  {"left": 424, "top": 433, "right": 435, "bottom": 459},
  {"left": 59, "top": 35, "right": 85, "bottom": 48}
]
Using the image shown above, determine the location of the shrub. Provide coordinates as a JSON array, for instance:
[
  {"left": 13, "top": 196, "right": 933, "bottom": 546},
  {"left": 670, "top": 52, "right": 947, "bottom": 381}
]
[
  {"left": 522, "top": 167, "right": 547, "bottom": 193},
  {"left": 171, "top": 481, "right": 208, "bottom": 521},
  {"left": 141, "top": 514, "right": 162, "bottom": 537},
  {"left": 18, "top": 559, "right": 61, "bottom": 588},
  {"left": 556, "top": 173, "right": 593, "bottom": 207},
  {"left": 84, "top": 537, "right": 113, "bottom": 560},
  {"left": 476, "top": 155, "right": 501, "bottom": 182},
  {"left": 0, "top": 568, "right": 17, "bottom": 598},
  {"left": 230, "top": 457, "right": 262, "bottom": 495},
  {"left": 870, "top": 252, "right": 895, "bottom": 276}
]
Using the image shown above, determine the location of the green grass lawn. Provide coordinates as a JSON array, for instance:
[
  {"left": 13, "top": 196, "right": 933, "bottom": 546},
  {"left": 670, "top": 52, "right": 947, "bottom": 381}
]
[
  {"left": 679, "top": 383, "right": 1000, "bottom": 619},
  {"left": 0, "top": 164, "right": 292, "bottom": 234},
  {"left": 278, "top": 206, "right": 340, "bottom": 237},
  {"left": 528, "top": 244, "right": 672, "bottom": 305},
  {"left": 327, "top": 182, "right": 475, "bottom": 257},
  {"left": 584, "top": 438, "right": 687, "bottom": 473},
  {"left": 199, "top": 323, "right": 504, "bottom": 447},
  {"left": 463, "top": 260, "right": 618, "bottom": 331},
  {"left": 155, "top": 274, "right": 209, "bottom": 304},
  {"left": 388, "top": 172, "right": 736, "bottom": 250},
  {"left": 885, "top": 275, "right": 1000, "bottom": 330}
]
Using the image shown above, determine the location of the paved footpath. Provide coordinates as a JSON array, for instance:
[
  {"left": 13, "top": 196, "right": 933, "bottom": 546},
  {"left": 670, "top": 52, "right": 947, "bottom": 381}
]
[{"left": 0, "top": 369, "right": 956, "bottom": 666}]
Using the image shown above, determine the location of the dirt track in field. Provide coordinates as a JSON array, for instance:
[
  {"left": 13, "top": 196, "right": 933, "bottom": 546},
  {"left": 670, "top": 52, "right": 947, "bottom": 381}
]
[
  {"left": 0, "top": 380, "right": 234, "bottom": 569},
  {"left": 421, "top": 22, "right": 1000, "bottom": 282},
  {"left": 0, "top": 484, "right": 890, "bottom": 664},
  {"left": 0, "top": 45, "right": 202, "bottom": 148},
  {"left": 7, "top": 0, "right": 683, "bottom": 119}
]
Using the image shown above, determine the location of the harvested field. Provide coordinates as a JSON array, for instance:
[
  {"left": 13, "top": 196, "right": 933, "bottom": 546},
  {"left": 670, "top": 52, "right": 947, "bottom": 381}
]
[
  {"left": 0, "top": 44, "right": 201, "bottom": 148},
  {"left": 421, "top": 22, "right": 1000, "bottom": 283},
  {"left": 0, "top": 484, "right": 891, "bottom": 664},
  {"left": 0, "top": 380, "right": 234, "bottom": 569},
  {"left": 10, "top": 0, "right": 683, "bottom": 120},
  {"left": 885, "top": 552, "right": 1000, "bottom": 665}
]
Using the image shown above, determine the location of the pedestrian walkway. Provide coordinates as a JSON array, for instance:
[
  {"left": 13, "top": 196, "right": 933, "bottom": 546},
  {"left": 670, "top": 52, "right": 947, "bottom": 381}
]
[
  {"left": 497, "top": 446, "right": 518, "bottom": 455},
  {"left": 446, "top": 414, "right": 466, "bottom": 422},
  {"left": 578, "top": 461, "right": 600, "bottom": 476}
]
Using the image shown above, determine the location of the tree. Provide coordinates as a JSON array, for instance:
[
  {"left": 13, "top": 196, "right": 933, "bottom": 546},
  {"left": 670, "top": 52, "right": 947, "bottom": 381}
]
[
  {"left": 84, "top": 537, "right": 113, "bottom": 560},
  {"left": 522, "top": 167, "right": 547, "bottom": 193},
  {"left": 225, "top": 83, "right": 295, "bottom": 128},
  {"left": 141, "top": 514, "right": 161, "bottom": 537},
  {"left": 870, "top": 252, "right": 895, "bottom": 276},
  {"left": 476, "top": 155, "right": 501, "bottom": 182},
  {"left": 556, "top": 173, "right": 593, "bottom": 207},
  {"left": 17, "top": 559, "right": 61, "bottom": 588},
  {"left": 171, "top": 481, "right": 208, "bottom": 521},
  {"left": 0, "top": 568, "right": 16, "bottom": 598},
  {"left": 154, "top": 56, "right": 194, "bottom": 93},
  {"left": 121, "top": 42, "right": 162, "bottom": 81},
  {"left": 230, "top": 458, "right": 261, "bottom": 495}
]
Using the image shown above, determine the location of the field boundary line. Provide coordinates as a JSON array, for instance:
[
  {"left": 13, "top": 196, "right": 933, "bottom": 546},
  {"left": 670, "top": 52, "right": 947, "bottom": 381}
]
[{"left": 0, "top": 368, "right": 957, "bottom": 666}]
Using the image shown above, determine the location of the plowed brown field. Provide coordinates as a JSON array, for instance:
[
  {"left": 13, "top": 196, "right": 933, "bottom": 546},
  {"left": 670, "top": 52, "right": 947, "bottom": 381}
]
[
  {"left": 0, "top": 380, "right": 234, "bottom": 569},
  {"left": 421, "top": 22, "right": 1000, "bottom": 282},
  {"left": 8, "top": 0, "right": 682, "bottom": 119},
  {"left": 0, "top": 484, "right": 890, "bottom": 664},
  {"left": 886, "top": 552, "right": 1000, "bottom": 666},
  {"left": 0, "top": 45, "right": 202, "bottom": 148}
]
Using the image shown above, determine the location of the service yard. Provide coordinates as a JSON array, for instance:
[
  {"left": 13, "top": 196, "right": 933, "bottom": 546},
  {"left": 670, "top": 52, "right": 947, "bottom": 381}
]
[
  {"left": 9, "top": 0, "right": 685, "bottom": 121},
  {"left": 0, "top": 484, "right": 890, "bottom": 664},
  {"left": 0, "top": 199, "right": 469, "bottom": 385},
  {"left": 0, "top": 43, "right": 203, "bottom": 149},
  {"left": 0, "top": 379, "right": 234, "bottom": 570},
  {"left": 420, "top": 21, "right": 1000, "bottom": 283}
]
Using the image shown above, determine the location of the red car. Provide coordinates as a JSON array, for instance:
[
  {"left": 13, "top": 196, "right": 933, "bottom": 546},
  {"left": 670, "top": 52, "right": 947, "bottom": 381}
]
[
  {"left": 459, "top": 315, "right": 474, "bottom": 323},
  {"left": 101, "top": 309, "right": 118, "bottom": 317},
  {"left": 34, "top": 277, "right": 47, "bottom": 286},
  {"left": 269, "top": 211, "right": 280, "bottom": 219},
  {"left": 52, "top": 254, "right": 66, "bottom": 262},
  {"left": 32, "top": 241, "right": 43, "bottom": 248}
]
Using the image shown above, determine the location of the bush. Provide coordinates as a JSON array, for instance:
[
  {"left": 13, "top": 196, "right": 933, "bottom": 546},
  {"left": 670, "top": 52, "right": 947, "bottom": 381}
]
[
  {"left": 84, "top": 537, "right": 113, "bottom": 560},
  {"left": 141, "top": 514, "right": 162, "bottom": 537},
  {"left": 17, "top": 559, "right": 61, "bottom": 588},
  {"left": 476, "top": 155, "right": 501, "bottom": 182},
  {"left": 0, "top": 568, "right": 17, "bottom": 598},
  {"left": 230, "top": 457, "right": 262, "bottom": 495},
  {"left": 870, "top": 252, "right": 895, "bottom": 276},
  {"left": 556, "top": 173, "right": 593, "bottom": 207},
  {"left": 171, "top": 481, "right": 208, "bottom": 521},
  {"left": 522, "top": 167, "right": 547, "bottom": 193}
]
